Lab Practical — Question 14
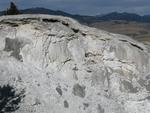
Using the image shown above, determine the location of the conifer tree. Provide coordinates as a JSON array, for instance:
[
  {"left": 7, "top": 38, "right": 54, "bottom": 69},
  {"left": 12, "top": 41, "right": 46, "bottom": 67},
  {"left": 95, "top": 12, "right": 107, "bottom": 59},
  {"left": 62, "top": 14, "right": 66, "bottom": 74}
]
[{"left": 5, "top": 2, "right": 20, "bottom": 15}]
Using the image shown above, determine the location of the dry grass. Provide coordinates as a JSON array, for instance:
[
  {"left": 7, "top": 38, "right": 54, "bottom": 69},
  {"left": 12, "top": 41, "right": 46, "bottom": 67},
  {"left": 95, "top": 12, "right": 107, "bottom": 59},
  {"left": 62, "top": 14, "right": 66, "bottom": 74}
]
[{"left": 89, "top": 20, "right": 150, "bottom": 43}]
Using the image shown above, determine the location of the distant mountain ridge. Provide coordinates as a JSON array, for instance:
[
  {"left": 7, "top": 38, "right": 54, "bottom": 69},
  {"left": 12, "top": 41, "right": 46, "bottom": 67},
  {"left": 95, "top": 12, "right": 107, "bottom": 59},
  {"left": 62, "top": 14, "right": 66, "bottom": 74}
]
[
  {"left": 0, "top": 7, "right": 150, "bottom": 23},
  {"left": 97, "top": 12, "right": 150, "bottom": 22},
  {"left": 20, "top": 8, "right": 97, "bottom": 23}
]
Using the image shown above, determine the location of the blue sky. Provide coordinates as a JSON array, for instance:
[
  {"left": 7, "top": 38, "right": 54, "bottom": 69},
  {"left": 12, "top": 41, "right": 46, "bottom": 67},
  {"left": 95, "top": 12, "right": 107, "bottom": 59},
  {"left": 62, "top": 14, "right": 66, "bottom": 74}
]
[{"left": 0, "top": 0, "right": 150, "bottom": 15}]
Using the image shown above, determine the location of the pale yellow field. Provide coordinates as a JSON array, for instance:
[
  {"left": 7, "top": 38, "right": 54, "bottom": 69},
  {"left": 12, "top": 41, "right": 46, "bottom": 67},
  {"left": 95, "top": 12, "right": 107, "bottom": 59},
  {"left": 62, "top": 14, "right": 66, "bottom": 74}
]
[{"left": 89, "top": 21, "right": 150, "bottom": 43}]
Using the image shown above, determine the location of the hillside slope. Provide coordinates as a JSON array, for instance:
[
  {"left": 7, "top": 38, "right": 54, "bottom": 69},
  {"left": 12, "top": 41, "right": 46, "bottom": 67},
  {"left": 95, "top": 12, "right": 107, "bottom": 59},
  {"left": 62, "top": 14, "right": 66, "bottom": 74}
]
[
  {"left": 0, "top": 14, "right": 150, "bottom": 113},
  {"left": 89, "top": 21, "right": 150, "bottom": 42}
]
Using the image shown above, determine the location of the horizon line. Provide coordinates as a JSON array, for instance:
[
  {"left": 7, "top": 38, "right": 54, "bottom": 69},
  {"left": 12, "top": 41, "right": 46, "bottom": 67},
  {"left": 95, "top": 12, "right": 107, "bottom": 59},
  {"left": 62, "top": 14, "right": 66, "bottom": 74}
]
[{"left": 0, "top": 7, "right": 149, "bottom": 16}]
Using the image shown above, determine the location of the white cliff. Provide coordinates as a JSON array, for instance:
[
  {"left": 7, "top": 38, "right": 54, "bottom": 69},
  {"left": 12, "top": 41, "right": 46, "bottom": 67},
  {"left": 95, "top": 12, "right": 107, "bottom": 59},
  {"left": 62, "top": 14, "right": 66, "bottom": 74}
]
[{"left": 0, "top": 14, "right": 150, "bottom": 113}]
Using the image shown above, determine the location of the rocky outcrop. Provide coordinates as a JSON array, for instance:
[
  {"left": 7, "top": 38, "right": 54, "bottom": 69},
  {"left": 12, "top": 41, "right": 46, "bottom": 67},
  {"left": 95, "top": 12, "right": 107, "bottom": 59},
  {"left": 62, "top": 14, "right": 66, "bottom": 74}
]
[{"left": 0, "top": 14, "right": 150, "bottom": 113}]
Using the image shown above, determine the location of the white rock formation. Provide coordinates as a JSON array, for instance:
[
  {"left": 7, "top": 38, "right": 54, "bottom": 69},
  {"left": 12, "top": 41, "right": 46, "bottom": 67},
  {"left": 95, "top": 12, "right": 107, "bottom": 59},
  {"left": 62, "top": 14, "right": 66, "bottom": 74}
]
[{"left": 0, "top": 14, "right": 150, "bottom": 113}]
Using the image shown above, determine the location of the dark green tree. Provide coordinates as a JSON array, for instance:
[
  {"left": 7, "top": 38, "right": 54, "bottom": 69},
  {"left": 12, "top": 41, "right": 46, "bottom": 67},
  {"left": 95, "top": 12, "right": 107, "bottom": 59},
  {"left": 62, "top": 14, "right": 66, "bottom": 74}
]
[
  {"left": 0, "top": 85, "right": 25, "bottom": 113},
  {"left": 5, "top": 2, "right": 20, "bottom": 15}
]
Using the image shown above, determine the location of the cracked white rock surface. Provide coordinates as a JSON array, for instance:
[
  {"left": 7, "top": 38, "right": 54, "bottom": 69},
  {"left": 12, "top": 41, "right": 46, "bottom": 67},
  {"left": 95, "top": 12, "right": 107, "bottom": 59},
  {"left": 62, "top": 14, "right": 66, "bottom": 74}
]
[{"left": 0, "top": 14, "right": 150, "bottom": 113}]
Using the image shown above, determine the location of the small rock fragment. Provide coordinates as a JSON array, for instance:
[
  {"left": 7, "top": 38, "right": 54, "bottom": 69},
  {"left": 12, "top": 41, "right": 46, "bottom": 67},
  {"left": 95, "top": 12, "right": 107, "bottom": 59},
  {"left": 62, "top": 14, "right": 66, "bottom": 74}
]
[
  {"left": 73, "top": 83, "right": 86, "bottom": 98},
  {"left": 64, "top": 100, "right": 69, "bottom": 108},
  {"left": 97, "top": 104, "right": 104, "bottom": 113},
  {"left": 83, "top": 103, "right": 89, "bottom": 110},
  {"left": 56, "top": 87, "right": 62, "bottom": 96}
]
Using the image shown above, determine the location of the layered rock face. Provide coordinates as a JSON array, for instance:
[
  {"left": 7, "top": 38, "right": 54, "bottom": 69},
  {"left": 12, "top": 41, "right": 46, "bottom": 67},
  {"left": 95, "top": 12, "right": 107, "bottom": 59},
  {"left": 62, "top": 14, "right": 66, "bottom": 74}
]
[{"left": 0, "top": 15, "right": 150, "bottom": 113}]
